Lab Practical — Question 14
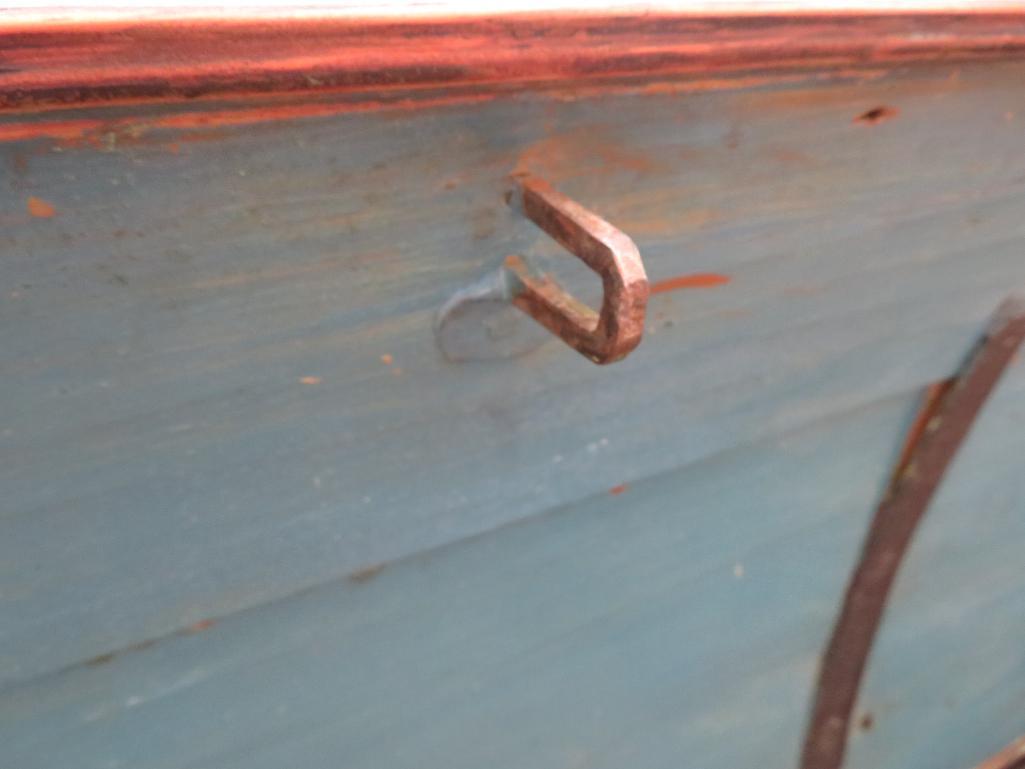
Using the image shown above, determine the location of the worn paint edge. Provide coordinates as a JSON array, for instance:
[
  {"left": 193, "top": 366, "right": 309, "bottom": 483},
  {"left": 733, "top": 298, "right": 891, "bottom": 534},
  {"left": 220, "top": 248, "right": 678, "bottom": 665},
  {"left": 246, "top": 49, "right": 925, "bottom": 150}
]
[{"left": 3, "top": 12, "right": 1025, "bottom": 111}]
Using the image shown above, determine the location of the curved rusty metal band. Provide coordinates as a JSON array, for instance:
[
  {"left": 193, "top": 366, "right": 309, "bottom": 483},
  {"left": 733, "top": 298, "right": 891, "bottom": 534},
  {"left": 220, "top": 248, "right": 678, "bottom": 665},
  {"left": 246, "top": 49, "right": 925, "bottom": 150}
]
[
  {"left": 504, "top": 174, "right": 648, "bottom": 365},
  {"left": 973, "top": 735, "right": 1025, "bottom": 769},
  {"left": 800, "top": 297, "right": 1025, "bottom": 769}
]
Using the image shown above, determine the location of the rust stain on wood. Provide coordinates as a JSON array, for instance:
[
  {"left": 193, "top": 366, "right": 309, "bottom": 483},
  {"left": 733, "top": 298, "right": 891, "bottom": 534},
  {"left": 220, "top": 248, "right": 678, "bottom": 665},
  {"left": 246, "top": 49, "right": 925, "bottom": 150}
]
[
  {"left": 651, "top": 273, "right": 731, "bottom": 294},
  {"left": 26, "top": 195, "right": 56, "bottom": 217},
  {"left": 800, "top": 298, "right": 1025, "bottom": 769},
  {"left": 514, "top": 128, "right": 657, "bottom": 184}
]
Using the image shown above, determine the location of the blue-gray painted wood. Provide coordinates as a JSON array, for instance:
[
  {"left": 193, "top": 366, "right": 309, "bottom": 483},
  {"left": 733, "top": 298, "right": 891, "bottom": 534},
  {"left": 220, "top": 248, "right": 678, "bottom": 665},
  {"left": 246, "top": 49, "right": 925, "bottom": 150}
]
[
  {"left": 3, "top": 366, "right": 1023, "bottom": 769},
  {"left": 2, "top": 58, "right": 1025, "bottom": 704},
  {"left": 0, "top": 388, "right": 918, "bottom": 769}
]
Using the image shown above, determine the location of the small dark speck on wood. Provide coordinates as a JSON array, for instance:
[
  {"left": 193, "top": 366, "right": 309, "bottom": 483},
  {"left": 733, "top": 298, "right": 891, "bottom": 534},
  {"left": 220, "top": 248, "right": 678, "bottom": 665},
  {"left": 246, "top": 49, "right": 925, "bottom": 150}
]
[{"left": 855, "top": 106, "right": 898, "bottom": 125}]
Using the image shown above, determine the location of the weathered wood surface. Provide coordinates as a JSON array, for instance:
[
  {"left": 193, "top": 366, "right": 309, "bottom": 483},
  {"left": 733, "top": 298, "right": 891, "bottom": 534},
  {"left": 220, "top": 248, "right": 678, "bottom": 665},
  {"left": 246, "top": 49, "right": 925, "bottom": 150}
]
[
  {"left": 0, "top": 390, "right": 922, "bottom": 769},
  {"left": 2, "top": 369, "right": 1024, "bottom": 769},
  {"left": 4, "top": 58, "right": 1025, "bottom": 690}
]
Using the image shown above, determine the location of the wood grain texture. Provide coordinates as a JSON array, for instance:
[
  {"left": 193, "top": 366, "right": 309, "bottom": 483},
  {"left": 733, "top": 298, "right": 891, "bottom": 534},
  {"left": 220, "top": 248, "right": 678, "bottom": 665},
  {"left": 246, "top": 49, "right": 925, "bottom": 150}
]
[
  {"left": 3, "top": 12, "right": 1025, "bottom": 110},
  {"left": 4, "top": 59, "right": 1025, "bottom": 689},
  {"left": 2, "top": 371, "right": 1024, "bottom": 769},
  {"left": 0, "top": 390, "right": 920, "bottom": 769}
]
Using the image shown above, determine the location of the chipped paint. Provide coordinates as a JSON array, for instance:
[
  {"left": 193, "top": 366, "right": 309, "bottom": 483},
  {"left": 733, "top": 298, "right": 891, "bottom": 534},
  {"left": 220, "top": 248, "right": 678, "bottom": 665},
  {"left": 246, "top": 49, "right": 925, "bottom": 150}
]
[
  {"left": 651, "top": 273, "right": 731, "bottom": 294},
  {"left": 26, "top": 195, "right": 56, "bottom": 218}
]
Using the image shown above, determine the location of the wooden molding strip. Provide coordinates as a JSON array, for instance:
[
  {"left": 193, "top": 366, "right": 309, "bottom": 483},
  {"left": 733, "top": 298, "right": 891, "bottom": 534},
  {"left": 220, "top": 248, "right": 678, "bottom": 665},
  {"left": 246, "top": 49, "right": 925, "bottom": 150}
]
[{"left": 3, "top": 12, "right": 1025, "bottom": 110}]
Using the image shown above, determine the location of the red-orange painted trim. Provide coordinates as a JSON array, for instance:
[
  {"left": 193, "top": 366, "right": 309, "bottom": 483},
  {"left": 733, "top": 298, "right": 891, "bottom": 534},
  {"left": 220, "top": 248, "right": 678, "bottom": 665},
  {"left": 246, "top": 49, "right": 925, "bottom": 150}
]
[{"left": 3, "top": 13, "right": 1025, "bottom": 111}]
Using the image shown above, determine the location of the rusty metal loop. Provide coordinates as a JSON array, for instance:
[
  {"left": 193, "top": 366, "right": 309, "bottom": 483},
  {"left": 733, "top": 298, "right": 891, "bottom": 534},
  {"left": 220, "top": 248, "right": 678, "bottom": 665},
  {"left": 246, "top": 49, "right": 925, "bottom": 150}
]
[{"left": 504, "top": 174, "right": 649, "bottom": 364}]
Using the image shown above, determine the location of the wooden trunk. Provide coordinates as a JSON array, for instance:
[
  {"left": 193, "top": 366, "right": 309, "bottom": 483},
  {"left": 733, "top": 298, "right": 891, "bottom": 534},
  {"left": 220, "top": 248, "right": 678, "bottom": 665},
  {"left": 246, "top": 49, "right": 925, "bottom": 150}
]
[{"left": 2, "top": 8, "right": 1025, "bottom": 769}]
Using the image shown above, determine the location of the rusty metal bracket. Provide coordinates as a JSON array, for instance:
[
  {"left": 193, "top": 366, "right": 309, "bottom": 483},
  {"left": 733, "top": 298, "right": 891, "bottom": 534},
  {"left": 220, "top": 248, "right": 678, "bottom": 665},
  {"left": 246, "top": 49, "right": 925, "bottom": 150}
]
[
  {"left": 504, "top": 174, "right": 649, "bottom": 365},
  {"left": 800, "top": 297, "right": 1025, "bottom": 769}
]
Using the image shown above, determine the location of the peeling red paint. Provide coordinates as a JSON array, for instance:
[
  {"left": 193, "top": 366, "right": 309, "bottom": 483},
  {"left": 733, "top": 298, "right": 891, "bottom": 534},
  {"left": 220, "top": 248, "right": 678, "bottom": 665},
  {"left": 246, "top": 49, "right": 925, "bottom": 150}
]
[
  {"left": 609, "top": 483, "right": 629, "bottom": 496},
  {"left": 651, "top": 273, "right": 731, "bottom": 294},
  {"left": 2, "top": 14, "right": 1025, "bottom": 112},
  {"left": 26, "top": 195, "right": 56, "bottom": 218},
  {"left": 188, "top": 619, "right": 215, "bottom": 633},
  {"left": 299, "top": 376, "right": 322, "bottom": 385}
]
